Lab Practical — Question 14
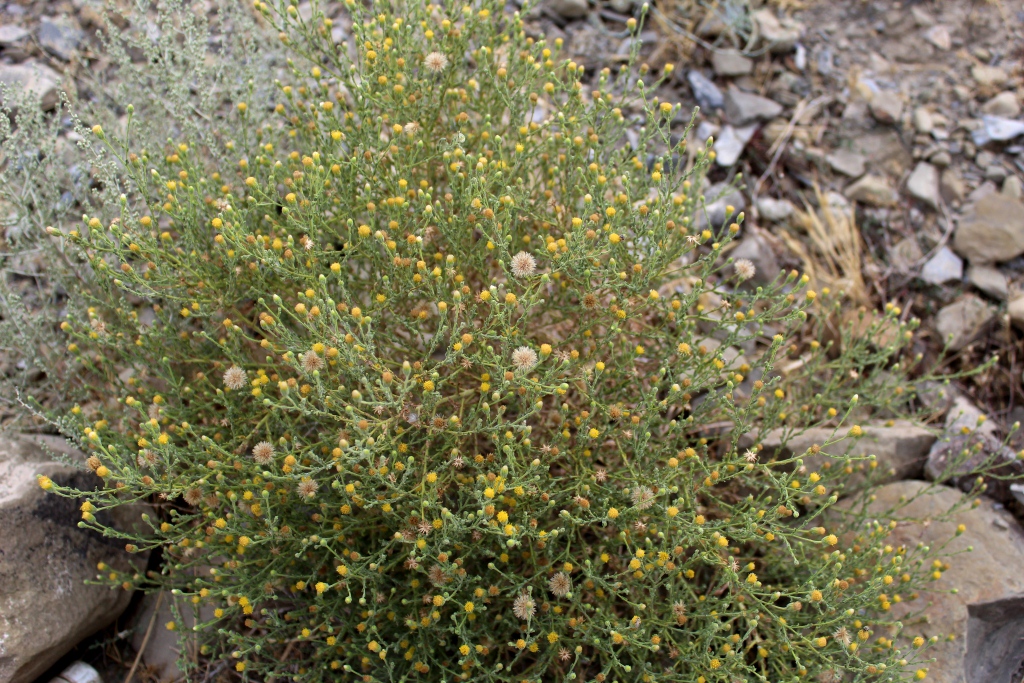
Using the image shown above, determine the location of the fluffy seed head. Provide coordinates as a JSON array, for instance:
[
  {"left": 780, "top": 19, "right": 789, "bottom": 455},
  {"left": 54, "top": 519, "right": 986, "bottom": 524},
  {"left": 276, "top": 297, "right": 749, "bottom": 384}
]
[
  {"left": 734, "top": 258, "right": 756, "bottom": 281},
  {"left": 510, "top": 251, "right": 536, "bottom": 278},
  {"left": 631, "top": 485, "right": 654, "bottom": 510},
  {"left": 183, "top": 488, "right": 203, "bottom": 506},
  {"left": 511, "top": 346, "right": 538, "bottom": 372},
  {"left": 424, "top": 51, "right": 449, "bottom": 73},
  {"left": 223, "top": 366, "right": 247, "bottom": 390},
  {"left": 252, "top": 441, "right": 275, "bottom": 465},
  {"left": 301, "top": 350, "right": 324, "bottom": 374},
  {"left": 298, "top": 477, "right": 319, "bottom": 498},
  {"left": 548, "top": 571, "right": 572, "bottom": 597},
  {"left": 513, "top": 591, "right": 536, "bottom": 620}
]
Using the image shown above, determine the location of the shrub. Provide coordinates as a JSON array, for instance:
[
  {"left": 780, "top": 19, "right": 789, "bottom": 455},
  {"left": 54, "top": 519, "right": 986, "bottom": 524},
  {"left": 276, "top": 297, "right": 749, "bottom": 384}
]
[{"left": 11, "top": 0, "right": 969, "bottom": 681}]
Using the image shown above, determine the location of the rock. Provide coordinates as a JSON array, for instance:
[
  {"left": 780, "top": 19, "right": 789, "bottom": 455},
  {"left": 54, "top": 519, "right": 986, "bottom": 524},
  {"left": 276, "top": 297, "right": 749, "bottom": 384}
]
[
  {"left": 971, "top": 115, "right": 1024, "bottom": 145},
  {"left": 729, "top": 229, "right": 778, "bottom": 285},
  {"left": 907, "top": 161, "right": 940, "bottom": 209},
  {"left": 923, "top": 24, "right": 951, "bottom": 50},
  {"left": 943, "top": 396, "right": 998, "bottom": 439},
  {"left": 37, "top": 17, "right": 83, "bottom": 61},
  {"left": 920, "top": 246, "right": 963, "bottom": 285},
  {"left": 965, "top": 597, "right": 1024, "bottom": 683},
  {"left": 981, "top": 91, "right": 1021, "bottom": 118},
  {"left": 933, "top": 294, "right": 996, "bottom": 350},
  {"left": 916, "top": 380, "right": 962, "bottom": 413},
  {"left": 929, "top": 150, "right": 951, "bottom": 167},
  {"left": 0, "top": 25, "right": 29, "bottom": 45},
  {"left": 940, "top": 168, "right": 966, "bottom": 202},
  {"left": 48, "top": 662, "right": 102, "bottom": 683},
  {"left": 967, "top": 181, "right": 998, "bottom": 204},
  {"left": 693, "top": 120, "right": 719, "bottom": 146},
  {"left": 1002, "top": 175, "right": 1023, "bottom": 198},
  {"left": 723, "top": 89, "right": 783, "bottom": 126},
  {"left": 844, "top": 174, "right": 898, "bottom": 206},
  {"left": 755, "top": 196, "right": 795, "bottom": 222},
  {"left": 891, "top": 237, "right": 923, "bottom": 274},
  {"left": 966, "top": 264, "right": 1008, "bottom": 300},
  {"left": 985, "top": 164, "right": 1008, "bottom": 183},
  {"left": 972, "top": 64, "right": 1009, "bottom": 89},
  {"left": 910, "top": 6, "right": 934, "bottom": 26},
  {"left": 913, "top": 106, "right": 934, "bottom": 134},
  {"left": 686, "top": 70, "right": 723, "bottom": 111},
  {"left": 0, "top": 60, "right": 64, "bottom": 110},
  {"left": 699, "top": 181, "right": 745, "bottom": 229},
  {"left": 976, "top": 146, "right": 995, "bottom": 168},
  {"left": 1012, "top": 483, "right": 1024, "bottom": 506},
  {"left": 695, "top": 12, "right": 728, "bottom": 38},
  {"left": 752, "top": 9, "right": 803, "bottom": 53},
  {"left": 749, "top": 421, "right": 936, "bottom": 490},
  {"left": 1009, "top": 294, "right": 1024, "bottom": 329},
  {"left": 850, "top": 480, "right": 1024, "bottom": 683},
  {"left": 869, "top": 90, "right": 903, "bottom": 124},
  {"left": 845, "top": 129, "right": 912, "bottom": 177},
  {"left": 713, "top": 124, "right": 757, "bottom": 166},
  {"left": 607, "top": 0, "right": 631, "bottom": 11},
  {"left": 546, "top": 0, "right": 589, "bottom": 19},
  {"left": 711, "top": 49, "right": 753, "bottom": 77},
  {"left": 826, "top": 149, "right": 866, "bottom": 177},
  {"left": 925, "top": 430, "right": 1023, "bottom": 504},
  {"left": 565, "top": 23, "right": 602, "bottom": 64},
  {"left": 952, "top": 194, "right": 1024, "bottom": 263},
  {"left": 0, "top": 434, "right": 146, "bottom": 683}
]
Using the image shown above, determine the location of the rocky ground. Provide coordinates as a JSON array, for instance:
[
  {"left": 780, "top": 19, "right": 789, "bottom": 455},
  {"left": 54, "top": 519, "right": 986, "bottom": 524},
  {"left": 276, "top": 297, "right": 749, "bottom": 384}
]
[{"left": 1, "top": 0, "right": 1024, "bottom": 681}]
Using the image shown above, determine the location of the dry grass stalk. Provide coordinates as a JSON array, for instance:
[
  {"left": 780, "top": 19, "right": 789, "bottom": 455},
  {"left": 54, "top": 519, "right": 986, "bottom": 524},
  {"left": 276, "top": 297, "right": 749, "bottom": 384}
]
[{"left": 789, "top": 184, "right": 869, "bottom": 306}]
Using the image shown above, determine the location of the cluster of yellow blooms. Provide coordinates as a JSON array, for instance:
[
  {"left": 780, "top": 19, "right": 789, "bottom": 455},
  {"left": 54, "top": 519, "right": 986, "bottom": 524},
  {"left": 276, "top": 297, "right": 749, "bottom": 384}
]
[{"left": 38, "top": 0, "right": 955, "bottom": 681}]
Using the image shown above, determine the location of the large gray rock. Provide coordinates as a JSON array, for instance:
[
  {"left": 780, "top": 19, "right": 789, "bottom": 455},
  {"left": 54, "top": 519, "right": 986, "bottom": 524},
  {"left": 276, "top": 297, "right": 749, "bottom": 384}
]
[
  {"left": 697, "top": 181, "right": 745, "bottom": 230},
  {"left": 953, "top": 194, "right": 1024, "bottom": 263},
  {"left": 844, "top": 174, "right": 898, "bottom": 206},
  {"left": 752, "top": 9, "right": 803, "bottom": 53},
  {"left": 713, "top": 124, "right": 757, "bottom": 166},
  {"left": 755, "top": 196, "right": 795, "bottom": 223},
  {"left": 37, "top": 17, "right": 83, "bottom": 62},
  {"left": 920, "top": 246, "right": 963, "bottom": 286},
  {"left": 745, "top": 421, "right": 936, "bottom": 491},
  {"left": 711, "top": 49, "right": 753, "bottom": 77},
  {"left": 851, "top": 480, "right": 1024, "bottom": 683},
  {"left": 723, "top": 88, "right": 782, "bottom": 126},
  {"left": 923, "top": 397, "right": 1021, "bottom": 504},
  {"left": 971, "top": 115, "right": 1024, "bottom": 146},
  {"left": 981, "top": 92, "right": 1021, "bottom": 118},
  {"left": 687, "top": 70, "right": 723, "bottom": 111},
  {"left": 943, "top": 396, "right": 997, "bottom": 438},
  {"left": 826, "top": 149, "right": 866, "bottom": 178},
  {"left": 0, "top": 60, "right": 65, "bottom": 110},
  {"left": 966, "top": 264, "right": 1008, "bottom": 300},
  {"left": 933, "top": 294, "right": 996, "bottom": 350},
  {"left": 544, "top": 0, "right": 589, "bottom": 19},
  {"left": 0, "top": 26, "right": 29, "bottom": 46},
  {"left": 925, "top": 431, "right": 1023, "bottom": 504},
  {"left": 907, "top": 161, "right": 941, "bottom": 210},
  {"left": 869, "top": 90, "right": 904, "bottom": 125},
  {"left": 0, "top": 434, "right": 145, "bottom": 683}
]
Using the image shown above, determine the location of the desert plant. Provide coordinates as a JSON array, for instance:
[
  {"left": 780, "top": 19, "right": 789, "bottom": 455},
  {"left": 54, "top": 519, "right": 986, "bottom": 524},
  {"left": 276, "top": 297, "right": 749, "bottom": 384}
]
[{"left": 7, "top": 1, "right": 985, "bottom": 681}]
